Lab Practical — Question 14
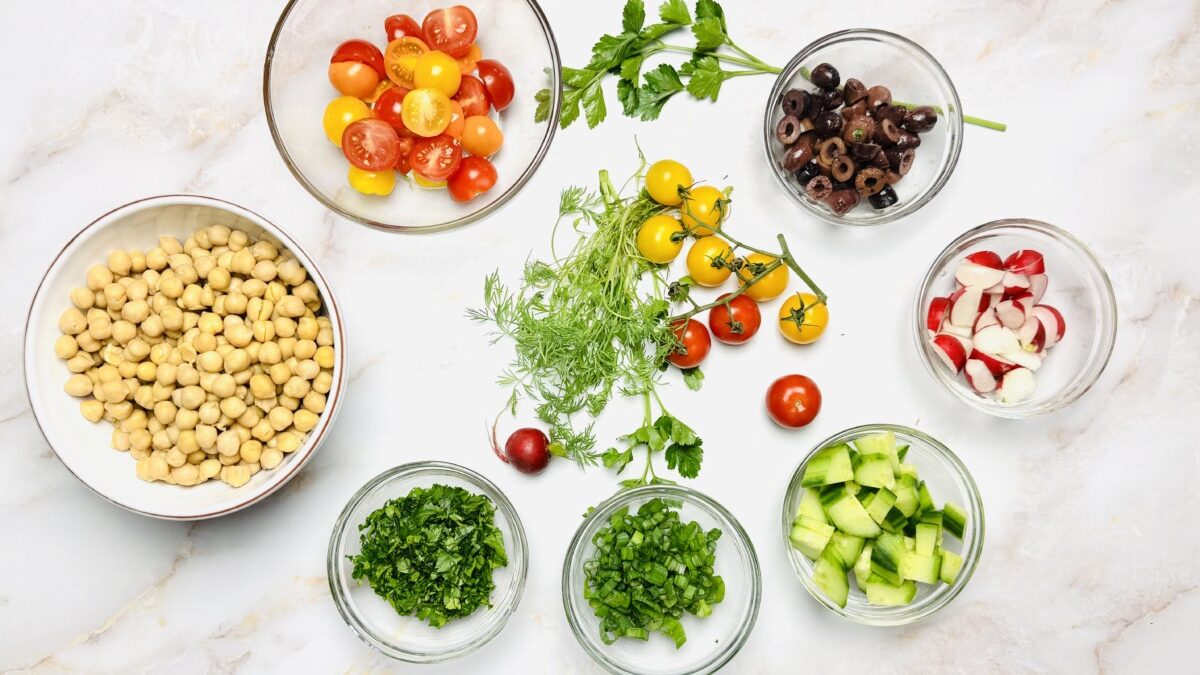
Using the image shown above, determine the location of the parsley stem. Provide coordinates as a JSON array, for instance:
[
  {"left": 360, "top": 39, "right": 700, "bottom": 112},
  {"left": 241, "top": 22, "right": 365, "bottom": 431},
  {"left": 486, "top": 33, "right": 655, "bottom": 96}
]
[
  {"left": 725, "top": 38, "right": 778, "bottom": 71},
  {"left": 656, "top": 43, "right": 780, "bottom": 73}
]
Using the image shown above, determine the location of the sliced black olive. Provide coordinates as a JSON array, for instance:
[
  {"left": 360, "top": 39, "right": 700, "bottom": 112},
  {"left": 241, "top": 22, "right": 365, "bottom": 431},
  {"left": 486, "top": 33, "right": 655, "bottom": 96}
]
[
  {"left": 813, "top": 111, "right": 843, "bottom": 138},
  {"left": 866, "top": 85, "right": 892, "bottom": 108},
  {"left": 805, "top": 175, "right": 832, "bottom": 201},
  {"left": 776, "top": 115, "right": 804, "bottom": 144},
  {"left": 885, "top": 169, "right": 903, "bottom": 184},
  {"left": 855, "top": 167, "right": 887, "bottom": 196},
  {"left": 840, "top": 99, "right": 868, "bottom": 121},
  {"left": 810, "top": 63, "right": 840, "bottom": 89},
  {"left": 850, "top": 142, "right": 882, "bottom": 162},
  {"left": 782, "top": 134, "right": 816, "bottom": 171},
  {"left": 894, "top": 130, "right": 921, "bottom": 150},
  {"left": 842, "top": 115, "right": 876, "bottom": 144},
  {"left": 875, "top": 104, "right": 905, "bottom": 125},
  {"left": 874, "top": 117, "right": 902, "bottom": 146},
  {"left": 781, "top": 89, "right": 809, "bottom": 118},
  {"left": 884, "top": 147, "right": 915, "bottom": 176},
  {"left": 903, "top": 105, "right": 938, "bottom": 133},
  {"left": 868, "top": 184, "right": 899, "bottom": 209},
  {"left": 831, "top": 181, "right": 855, "bottom": 192},
  {"left": 793, "top": 160, "right": 821, "bottom": 185},
  {"left": 826, "top": 188, "right": 860, "bottom": 215},
  {"left": 820, "top": 87, "right": 844, "bottom": 110},
  {"left": 816, "top": 136, "right": 847, "bottom": 167},
  {"left": 842, "top": 78, "right": 867, "bottom": 104},
  {"left": 870, "top": 150, "right": 889, "bottom": 169},
  {"left": 831, "top": 155, "right": 856, "bottom": 183}
]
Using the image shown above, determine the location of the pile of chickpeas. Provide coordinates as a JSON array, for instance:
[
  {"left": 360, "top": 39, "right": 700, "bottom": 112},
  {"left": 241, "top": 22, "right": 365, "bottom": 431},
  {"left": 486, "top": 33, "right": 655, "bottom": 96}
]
[{"left": 54, "top": 224, "right": 336, "bottom": 488}]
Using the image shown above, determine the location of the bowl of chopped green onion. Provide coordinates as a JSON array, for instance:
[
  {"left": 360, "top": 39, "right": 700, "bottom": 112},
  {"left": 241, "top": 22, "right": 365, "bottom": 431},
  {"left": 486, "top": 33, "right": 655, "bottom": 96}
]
[
  {"left": 562, "top": 485, "right": 761, "bottom": 675},
  {"left": 328, "top": 461, "right": 528, "bottom": 663},
  {"left": 782, "top": 424, "right": 984, "bottom": 625}
]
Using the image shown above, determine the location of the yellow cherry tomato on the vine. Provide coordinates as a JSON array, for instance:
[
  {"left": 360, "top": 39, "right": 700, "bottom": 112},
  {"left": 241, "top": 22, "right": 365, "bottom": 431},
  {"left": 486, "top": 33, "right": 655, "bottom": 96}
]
[
  {"left": 322, "top": 96, "right": 372, "bottom": 147},
  {"left": 414, "top": 50, "right": 463, "bottom": 97},
  {"left": 645, "top": 159, "right": 693, "bottom": 206},
  {"left": 778, "top": 292, "right": 829, "bottom": 344},
  {"left": 401, "top": 87, "right": 453, "bottom": 137},
  {"left": 686, "top": 236, "right": 734, "bottom": 287},
  {"left": 636, "top": 215, "right": 685, "bottom": 264},
  {"left": 347, "top": 165, "right": 397, "bottom": 196},
  {"left": 680, "top": 185, "right": 727, "bottom": 236},
  {"left": 737, "top": 252, "right": 789, "bottom": 301}
]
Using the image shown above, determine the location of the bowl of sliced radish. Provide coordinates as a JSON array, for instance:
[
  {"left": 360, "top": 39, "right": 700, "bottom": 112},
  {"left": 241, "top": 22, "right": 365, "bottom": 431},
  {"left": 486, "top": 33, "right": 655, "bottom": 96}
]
[
  {"left": 782, "top": 424, "right": 984, "bottom": 625},
  {"left": 915, "top": 219, "right": 1117, "bottom": 417}
]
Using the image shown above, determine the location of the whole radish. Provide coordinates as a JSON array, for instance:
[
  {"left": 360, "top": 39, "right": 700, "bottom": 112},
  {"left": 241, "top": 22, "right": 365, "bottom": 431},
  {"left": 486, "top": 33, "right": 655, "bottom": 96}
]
[{"left": 491, "top": 422, "right": 557, "bottom": 474}]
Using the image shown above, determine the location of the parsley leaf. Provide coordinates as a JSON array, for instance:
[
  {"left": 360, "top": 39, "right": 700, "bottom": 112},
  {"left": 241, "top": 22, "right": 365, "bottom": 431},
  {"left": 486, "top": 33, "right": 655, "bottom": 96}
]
[
  {"left": 681, "top": 56, "right": 728, "bottom": 101},
  {"left": 658, "top": 0, "right": 692, "bottom": 25},
  {"left": 665, "top": 442, "right": 703, "bottom": 479},
  {"left": 534, "top": 87, "right": 551, "bottom": 123},
  {"left": 622, "top": 0, "right": 646, "bottom": 33},
  {"left": 681, "top": 366, "right": 705, "bottom": 391},
  {"left": 583, "top": 81, "right": 607, "bottom": 128},
  {"left": 695, "top": 0, "right": 727, "bottom": 29},
  {"left": 691, "top": 17, "right": 726, "bottom": 52},
  {"left": 617, "top": 78, "right": 640, "bottom": 116},
  {"left": 637, "top": 64, "right": 684, "bottom": 120}
]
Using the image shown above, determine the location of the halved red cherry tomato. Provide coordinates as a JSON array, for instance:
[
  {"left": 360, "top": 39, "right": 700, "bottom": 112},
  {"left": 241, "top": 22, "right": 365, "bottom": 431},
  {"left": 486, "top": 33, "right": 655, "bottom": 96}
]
[
  {"left": 384, "top": 13, "right": 423, "bottom": 42},
  {"left": 331, "top": 39, "right": 386, "bottom": 79},
  {"left": 422, "top": 6, "right": 478, "bottom": 58},
  {"left": 341, "top": 119, "right": 401, "bottom": 172},
  {"left": 454, "top": 75, "right": 490, "bottom": 117},
  {"left": 410, "top": 134, "right": 463, "bottom": 180},
  {"left": 394, "top": 136, "right": 416, "bottom": 174},
  {"left": 372, "top": 85, "right": 413, "bottom": 134},
  {"left": 447, "top": 156, "right": 497, "bottom": 202},
  {"left": 476, "top": 60, "right": 514, "bottom": 111},
  {"left": 667, "top": 319, "right": 711, "bottom": 369}
]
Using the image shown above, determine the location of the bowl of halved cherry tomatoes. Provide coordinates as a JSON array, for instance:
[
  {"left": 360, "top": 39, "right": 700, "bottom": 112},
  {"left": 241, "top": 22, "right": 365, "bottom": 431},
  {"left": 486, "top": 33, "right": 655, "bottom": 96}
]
[{"left": 265, "top": 0, "right": 562, "bottom": 233}]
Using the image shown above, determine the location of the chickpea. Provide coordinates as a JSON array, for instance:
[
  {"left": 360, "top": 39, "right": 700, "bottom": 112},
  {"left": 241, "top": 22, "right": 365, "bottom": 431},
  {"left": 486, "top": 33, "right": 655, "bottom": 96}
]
[
  {"left": 251, "top": 239, "right": 278, "bottom": 261},
  {"left": 276, "top": 258, "right": 306, "bottom": 286},
  {"left": 240, "top": 439, "right": 263, "bottom": 464},
  {"left": 59, "top": 307, "right": 87, "bottom": 335},
  {"left": 292, "top": 409, "right": 319, "bottom": 433},
  {"left": 219, "top": 396, "right": 247, "bottom": 419},
  {"left": 216, "top": 429, "right": 241, "bottom": 457},
  {"left": 148, "top": 453, "right": 170, "bottom": 480},
  {"left": 303, "top": 391, "right": 327, "bottom": 414},
  {"left": 211, "top": 373, "right": 237, "bottom": 399},
  {"left": 172, "top": 463, "right": 200, "bottom": 486},
  {"left": 282, "top": 376, "right": 311, "bottom": 399},
  {"left": 275, "top": 295, "right": 305, "bottom": 318},
  {"left": 251, "top": 259, "right": 277, "bottom": 282},
  {"left": 55, "top": 335, "right": 80, "bottom": 359},
  {"left": 250, "top": 419, "right": 276, "bottom": 442},
  {"left": 121, "top": 300, "right": 150, "bottom": 324},
  {"left": 224, "top": 323, "right": 253, "bottom": 348},
  {"left": 180, "top": 284, "right": 203, "bottom": 310},
  {"left": 196, "top": 350, "right": 223, "bottom": 373},
  {"left": 86, "top": 265, "right": 113, "bottom": 291},
  {"left": 316, "top": 327, "right": 334, "bottom": 347},
  {"left": 260, "top": 448, "right": 284, "bottom": 470},
  {"left": 140, "top": 314, "right": 164, "bottom": 339},
  {"left": 76, "top": 332, "right": 102, "bottom": 353},
  {"left": 69, "top": 286, "right": 94, "bottom": 310},
  {"left": 275, "top": 431, "right": 303, "bottom": 453},
  {"left": 64, "top": 374, "right": 94, "bottom": 397},
  {"left": 80, "top": 398, "right": 105, "bottom": 422},
  {"left": 200, "top": 458, "right": 222, "bottom": 479},
  {"left": 126, "top": 338, "right": 151, "bottom": 362},
  {"left": 153, "top": 400, "right": 178, "bottom": 425},
  {"left": 221, "top": 464, "right": 251, "bottom": 488},
  {"left": 198, "top": 312, "right": 223, "bottom": 335},
  {"left": 293, "top": 281, "right": 320, "bottom": 306},
  {"left": 241, "top": 278, "right": 266, "bottom": 298},
  {"left": 106, "top": 400, "right": 134, "bottom": 421},
  {"left": 258, "top": 342, "right": 282, "bottom": 365},
  {"left": 177, "top": 385, "right": 205, "bottom": 410},
  {"left": 129, "top": 250, "right": 147, "bottom": 274},
  {"left": 159, "top": 275, "right": 184, "bottom": 299},
  {"left": 129, "top": 429, "right": 152, "bottom": 451},
  {"left": 266, "top": 406, "right": 293, "bottom": 431},
  {"left": 231, "top": 248, "right": 256, "bottom": 275},
  {"left": 177, "top": 430, "right": 198, "bottom": 455}
]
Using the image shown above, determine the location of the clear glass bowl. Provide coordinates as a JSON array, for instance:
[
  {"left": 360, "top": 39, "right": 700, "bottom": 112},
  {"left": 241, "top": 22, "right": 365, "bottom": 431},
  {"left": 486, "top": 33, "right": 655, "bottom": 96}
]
[
  {"left": 781, "top": 424, "right": 984, "bottom": 625},
  {"left": 762, "top": 29, "right": 963, "bottom": 226},
  {"left": 264, "top": 0, "right": 561, "bottom": 233},
  {"left": 913, "top": 219, "right": 1118, "bottom": 417},
  {"left": 327, "top": 461, "right": 528, "bottom": 662},
  {"left": 562, "top": 485, "right": 762, "bottom": 675}
]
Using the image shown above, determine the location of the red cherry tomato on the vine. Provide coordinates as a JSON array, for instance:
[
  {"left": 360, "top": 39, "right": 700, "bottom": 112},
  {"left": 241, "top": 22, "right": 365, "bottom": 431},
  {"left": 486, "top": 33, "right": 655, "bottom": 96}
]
[
  {"left": 341, "top": 119, "right": 401, "bottom": 172},
  {"left": 422, "top": 6, "right": 478, "bottom": 58},
  {"left": 384, "top": 13, "right": 423, "bottom": 42},
  {"left": 331, "top": 39, "right": 386, "bottom": 79},
  {"left": 454, "top": 75, "right": 490, "bottom": 117},
  {"left": 410, "top": 134, "right": 463, "bottom": 181},
  {"left": 765, "top": 374, "right": 822, "bottom": 428},
  {"left": 372, "top": 85, "right": 413, "bottom": 135},
  {"left": 447, "top": 156, "right": 498, "bottom": 202},
  {"left": 667, "top": 319, "right": 711, "bottom": 369},
  {"left": 708, "top": 293, "right": 762, "bottom": 345},
  {"left": 476, "top": 59, "right": 515, "bottom": 111}
]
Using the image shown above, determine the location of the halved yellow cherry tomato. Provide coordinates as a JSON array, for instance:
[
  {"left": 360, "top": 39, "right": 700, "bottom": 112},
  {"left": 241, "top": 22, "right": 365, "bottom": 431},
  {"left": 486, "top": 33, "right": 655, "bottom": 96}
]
[
  {"left": 460, "top": 115, "right": 503, "bottom": 156},
  {"left": 401, "top": 87, "right": 453, "bottom": 137},
  {"left": 444, "top": 102, "right": 466, "bottom": 138},
  {"left": 328, "top": 61, "right": 380, "bottom": 98},
  {"left": 686, "top": 236, "right": 734, "bottom": 287},
  {"left": 414, "top": 50, "right": 462, "bottom": 97},
  {"left": 636, "top": 215, "right": 685, "bottom": 264},
  {"left": 384, "top": 37, "right": 428, "bottom": 88},
  {"left": 778, "top": 292, "right": 829, "bottom": 344},
  {"left": 412, "top": 172, "right": 447, "bottom": 189},
  {"left": 323, "top": 96, "right": 372, "bottom": 147},
  {"left": 457, "top": 43, "right": 483, "bottom": 74},
  {"left": 736, "top": 252, "right": 789, "bottom": 301},
  {"left": 364, "top": 79, "right": 394, "bottom": 104},
  {"left": 348, "top": 165, "right": 397, "bottom": 196},
  {"left": 680, "top": 185, "right": 727, "bottom": 236},
  {"left": 645, "top": 159, "right": 692, "bottom": 206}
]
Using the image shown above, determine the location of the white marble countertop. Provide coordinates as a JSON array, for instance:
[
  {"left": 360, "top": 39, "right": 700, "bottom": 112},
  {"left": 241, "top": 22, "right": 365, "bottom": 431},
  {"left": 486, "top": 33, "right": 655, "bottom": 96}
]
[{"left": 2, "top": 1, "right": 1197, "bottom": 673}]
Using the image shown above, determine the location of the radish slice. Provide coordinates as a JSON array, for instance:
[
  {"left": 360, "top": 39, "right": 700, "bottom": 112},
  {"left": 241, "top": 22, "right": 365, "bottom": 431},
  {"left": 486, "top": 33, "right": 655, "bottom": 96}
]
[
  {"left": 931, "top": 333, "right": 968, "bottom": 373},
  {"left": 997, "top": 367, "right": 1036, "bottom": 403},
  {"left": 1028, "top": 274, "right": 1048, "bottom": 304},
  {"left": 965, "top": 359, "right": 998, "bottom": 393},
  {"left": 966, "top": 251, "right": 1003, "bottom": 268},
  {"left": 969, "top": 348, "right": 1016, "bottom": 376},
  {"left": 1001, "top": 272, "right": 1030, "bottom": 297},
  {"left": 1004, "top": 249, "right": 1045, "bottom": 275},
  {"left": 998, "top": 347, "right": 1041, "bottom": 371},
  {"left": 955, "top": 260, "right": 1005, "bottom": 289},
  {"left": 927, "top": 296, "right": 950, "bottom": 335},
  {"left": 942, "top": 322, "right": 973, "bottom": 339},
  {"left": 994, "top": 298, "right": 1027, "bottom": 330},
  {"left": 1016, "top": 316, "right": 1046, "bottom": 353},
  {"left": 973, "top": 308, "right": 999, "bottom": 333},
  {"left": 1032, "top": 304, "right": 1066, "bottom": 344},
  {"left": 949, "top": 286, "right": 984, "bottom": 327},
  {"left": 973, "top": 324, "right": 1020, "bottom": 355}
]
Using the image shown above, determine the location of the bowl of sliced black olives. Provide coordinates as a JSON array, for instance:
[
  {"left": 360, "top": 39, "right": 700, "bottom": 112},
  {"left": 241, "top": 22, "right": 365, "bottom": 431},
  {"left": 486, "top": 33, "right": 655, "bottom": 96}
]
[{"left": 763, "top": 29, "right": 964, "bottom": 226}]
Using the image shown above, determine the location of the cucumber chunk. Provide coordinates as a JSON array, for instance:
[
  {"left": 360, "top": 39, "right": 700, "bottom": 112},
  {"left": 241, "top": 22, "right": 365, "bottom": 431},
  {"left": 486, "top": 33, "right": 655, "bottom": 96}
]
[
  {"left": 900, "top": 550, "right": 942, "bottom": 584},
  {"left": 821, "top": 485, "right": 882, "bottom": 538},
  {"left": 866, "top": 488, "right": 896, "bottom": 525},
  {"left": 801, "top": 443, "right": 855, "bottom": 487},
  {"left": 812, "top": 548, "right": 850, "bottom": 608},
  {"left": 871, "top": 532, "right": 904, "bottom": 576},
  {"left": 943, "top": 501, "right": 968, "bottom": 539},
  {"left": 854, "top": 453, "right": 896, "bottom": 489},
  {"left": 893, "top": 483, "right": 919, "bottom": 517},
  {"left": 914, "top": 523, "right": 939, "bottom": 557},
  {"left": 853, "top": 542, "right": 873, "bottom": 587},
  {"left": 829, "top": 531, "right": 865, "bottom": 569},
  {"left": 796, "top": 488, "right": 827, "bottom": 523},
  {"left": 881, "top": 507, "right": 909, "bottom": 534},
  {"left": 939, "top": 549, "right": 964, "bottom": 585},
  {"left": 789, "top": 517, "right": 835, "bottom": 560},
  {"left": 917, "top": 481, "right": 936, "bottom": 514},
  {"left": 864, "top": 575, "right": 917, "bottom": 606},
  {"left": 896, "top": 444, "right": 910, "bottom": 462},
  {"left": 853, "top": 431, "right": 898, "bottom": 471}
]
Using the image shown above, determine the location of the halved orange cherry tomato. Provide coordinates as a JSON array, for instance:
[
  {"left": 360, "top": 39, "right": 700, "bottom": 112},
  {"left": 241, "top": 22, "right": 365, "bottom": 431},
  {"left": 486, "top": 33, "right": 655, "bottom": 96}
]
[
  {"left": 331, "top": 39, "right": 386, "bottom": 79},
  {"left": 422, "top": 6, "right": 478, "bottom": 58},
  {"left": 460, "top": 115, "right": 503, "bottom": 157},
  {"left": 372, "top": 85, "right": 413, "bottom": 134},
  {"left": 454, "top": 75, "right": 490, "bottom": 117},
  {"left": 342, "top": 119, "right": 401, "bottom": 172},
  {"left": 413, "top": 50, "right": 462, "bottom": 97},
  {"left": 476, "top": 59, "right": 514, "bottom": 111},
  {"left": 364, "top": 79, "right": 394, "bottom": 105},
  {"left": 457, "top": 43, "right": 483, "bottom": 74},
  {"left": 447, "top": 156, "right": 497, "bottom": 202},
  {"left": 411, "top": 134, "right": 463, "bottom": 180},
  {"left": 328, "top": 61, "right": 379, "bottom": 99},
  {"left": 384, "top": 13, "right": 422, "bottom": 42},
  {"left": 401, "top": 87, "right": 453, "bottom": 137},
  {"left": 445, "top": 102, "right": 466, "bottom": 138},
  {"left": 384, "top": 37, "right": 428, "bottom": 88}
]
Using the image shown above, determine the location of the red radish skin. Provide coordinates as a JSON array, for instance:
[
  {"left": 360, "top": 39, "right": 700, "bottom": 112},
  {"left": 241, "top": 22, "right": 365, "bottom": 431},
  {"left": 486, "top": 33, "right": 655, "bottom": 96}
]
[
  {"left": 970, "top": 348, "right": 1016, "bottom": 376},
  {"left": 1033, "top": 304, "right": 1066, "bottom": 343},
  {"left": 927, "top": 296, "right": 951, "bottom": 335},
  {"left": 964, "top": 359, "right": 998, "bottom": 393},
  {"left": 931, "top": 333, "right": 968, "bottom": 372},
  {"left": 966, "top": 251, "right": 1004, "bottom": 269},
  {"left": 1004, "top": 249, "right": 1046, "bottom": 275},
  {"left": 1017, "top": 316, "right": 1047, "bottom": 353},
  {"left": 1002, "top": 272, "right": 1030, "bottom": 297}
]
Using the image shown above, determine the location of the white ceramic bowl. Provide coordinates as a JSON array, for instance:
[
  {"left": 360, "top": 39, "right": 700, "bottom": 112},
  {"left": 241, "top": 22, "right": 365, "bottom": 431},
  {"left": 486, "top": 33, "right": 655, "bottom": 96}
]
[{"left": 23, "top": 195, "right": 347, "bottom": 520}]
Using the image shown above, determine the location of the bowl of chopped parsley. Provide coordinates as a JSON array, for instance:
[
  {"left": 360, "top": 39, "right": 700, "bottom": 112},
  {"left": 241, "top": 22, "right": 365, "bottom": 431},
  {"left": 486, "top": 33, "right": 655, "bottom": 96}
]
[
  {"left": 562, "top": 485, "right": 761, "bottom": 675},
  {"left": 327, "top": 461, "right": 528, "bottom": 663}
]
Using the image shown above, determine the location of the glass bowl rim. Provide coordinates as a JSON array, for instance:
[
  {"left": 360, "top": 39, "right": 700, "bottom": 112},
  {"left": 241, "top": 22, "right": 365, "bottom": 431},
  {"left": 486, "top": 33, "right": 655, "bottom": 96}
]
[
  {"left": 262, "top": 0, "right": 563, "bottom": 234},
  {"left": 761, "top": 27, "right": 964, "bottom": 227},
  {"left": 780, "top": 423, "right": 985, "bottom": 626},
  {"left": 561, "top": 484, "right": 763, "bottom": 675},
  {"left": 911, "top": 217, "right": 1119, "bottom": 418},
  {"left": 326, "top": 460, "right": 529, "bottom": 663}
]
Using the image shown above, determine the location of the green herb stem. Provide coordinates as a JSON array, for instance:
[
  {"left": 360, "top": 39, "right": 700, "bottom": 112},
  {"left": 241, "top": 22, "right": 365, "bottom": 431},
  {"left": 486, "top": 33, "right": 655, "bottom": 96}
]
[{"left": 656, "top": 42, "right": 780, "bottom": 73}]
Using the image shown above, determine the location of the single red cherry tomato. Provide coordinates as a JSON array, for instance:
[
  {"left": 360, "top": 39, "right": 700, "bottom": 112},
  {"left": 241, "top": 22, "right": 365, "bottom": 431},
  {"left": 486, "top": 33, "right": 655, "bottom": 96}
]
[
  {"left": 330, "top": 39, "right": 386, "bottom": 80},
  {"left": 394, "top": 136, "right": 416, "bottom": 174},
  {"left": 709, "top": 293, "right": 762, "bottom": 345},
  {"left": 422, "top": 6, "right": 478, "bottom": 58},
  {"left": 341, "top": 119, "right": 401, "bottom": 172},
  {"left": 384, "top": 13, "right": 423, "bottom": 42},
  {"left": 372, "top": 85, "right": 413, "bottom": 135},
  {"left": 447, "top": 156, "right": 498, "bottom": 202},
  {"left": 454, "top": 75, "right": 491, "bottom": 117},
  {"left": 476, "top": 59, "right": 514, "bottom": 111},
  {"left": 765, "top": 374, "right": 822, "bottom": 428},
  {"left": 667, "top": 319, "right": 711, "bottom": 369},
  {"left": 410, "top": 134, "right": 463, "bottom": 180}
]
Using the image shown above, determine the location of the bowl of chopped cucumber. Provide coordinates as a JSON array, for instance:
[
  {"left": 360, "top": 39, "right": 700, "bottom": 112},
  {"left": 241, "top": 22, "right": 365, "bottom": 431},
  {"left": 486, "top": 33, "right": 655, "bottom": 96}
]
[{"left": 781, "top": 424, "right": 984, "bottom": 625}]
